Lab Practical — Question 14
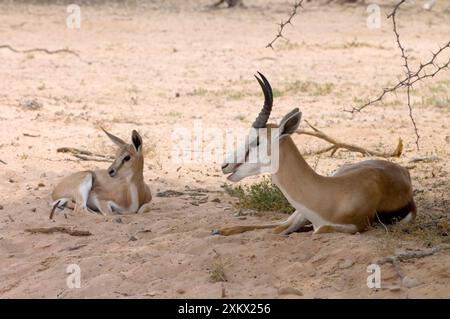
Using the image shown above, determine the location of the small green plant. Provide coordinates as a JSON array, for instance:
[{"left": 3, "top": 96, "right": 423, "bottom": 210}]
[{"left": 224, "top": 178, "right": 294, "bottom": 214}]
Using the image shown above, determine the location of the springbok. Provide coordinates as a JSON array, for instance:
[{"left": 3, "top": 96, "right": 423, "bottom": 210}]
[
  {"left": 215, "top": 72, "right": 416, "bottom": 236},
  {"left": 51, "top": 129, "right": 152, "bottom": 217}
]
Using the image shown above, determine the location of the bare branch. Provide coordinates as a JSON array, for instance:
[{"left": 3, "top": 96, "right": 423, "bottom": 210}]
[
  {"left": 296, "top": 120, "right": 403, "bottom": 158},
  {"left": 57, "top": 147, "right": 114, "bottom": 162},
  {"left": 376, "top": 244, "right": 450, "bottom": 280},
  {"left": 347, "top": 0, "right": 450, "bottom": 149},
  {"left": 25, "top": 227, "right": 92, "bottom": 237},
  {"left": 0, "top": 44, "right": 91, "bottom": 64},
  {"left": 266, "top": 0, "right": 304, "bottom": 49}
]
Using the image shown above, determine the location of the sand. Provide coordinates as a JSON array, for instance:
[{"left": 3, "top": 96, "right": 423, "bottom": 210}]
[{"left": 0, "top": 0, "right": 449, "bottom": 298}]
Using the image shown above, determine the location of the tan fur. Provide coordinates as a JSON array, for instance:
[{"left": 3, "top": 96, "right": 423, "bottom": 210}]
[
  {"left": 218, "top": 113, "right": 415, "bottom": 236},
  {"left": 51, "top": 129, "right": 152, "bottom": 216}
]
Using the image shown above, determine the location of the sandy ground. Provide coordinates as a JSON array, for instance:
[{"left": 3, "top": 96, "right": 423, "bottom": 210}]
[{"left": 0, "top": 0, "right": 449, "bottom": 298}]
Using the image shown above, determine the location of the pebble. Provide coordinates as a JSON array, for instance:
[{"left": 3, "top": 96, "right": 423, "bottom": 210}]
[
  {"left": 129, "top": 236, "right": 138, "bottom": 241},
  {"left": 338, "top": 259, "right": 354, "bottom": 269},
  {"left": 0, "top": 205, "right": 3, "bottom": 210},
  {"left": 402, "top": 276, "right": 420, "bottom": 288},
  {"left": 278, "top": 287, "right": 303, "bottom": 296},
  {"left": 176, "top": 288, "right": 186, "bottom": 294}
]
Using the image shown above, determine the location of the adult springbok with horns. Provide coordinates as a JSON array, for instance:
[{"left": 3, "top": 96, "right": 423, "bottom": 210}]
[
  {"left": 215, "top": 72, "right": 416, "bottom": 236},
  {"left": 51, "top": 128, "right": 152, "bottom": 217}
]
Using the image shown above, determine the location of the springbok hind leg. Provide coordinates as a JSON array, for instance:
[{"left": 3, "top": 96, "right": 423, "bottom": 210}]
[{"left": 73, "top": 173, "right": 95, "bottom": 214}]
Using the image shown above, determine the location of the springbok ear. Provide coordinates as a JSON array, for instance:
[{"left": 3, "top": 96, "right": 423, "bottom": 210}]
[
  {"left": 131, "top": 130, "right": 142, "bottom": 152},
  {"left": 279, "top": 108, "right": 302, "bottom": 136},
  {"left": 101, "top": 127, "right": 126, "bottom": 147}
]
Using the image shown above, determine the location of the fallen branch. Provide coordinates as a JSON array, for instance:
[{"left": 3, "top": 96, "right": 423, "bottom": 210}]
[
  {"left": 0, "top": 44, "right": 92, "bottom": 64},
  {"left": 266, "top": 0, "right": 304, "bottom": 49},
  {"left": 23, "top": 133, "right": 40, "bottom": 138},
  {"left": 0, "top": 159, "right": 6, "bottom": 165},
  {"left": 376, "top": 244, "right": 450, "bottom": 279},
  {"left": 25, "top": 227, "right": 92, "bottom": 237},
  {"left": 57, "top": 147, "right": 113, "bottom": 162},
  {"left": 296, "top": 120, "right": 403, "bottom": 158}
]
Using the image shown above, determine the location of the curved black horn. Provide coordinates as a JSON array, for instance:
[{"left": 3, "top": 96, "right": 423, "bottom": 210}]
[{"left": 252, "top": 72, "right": 273, "bottom": 128}]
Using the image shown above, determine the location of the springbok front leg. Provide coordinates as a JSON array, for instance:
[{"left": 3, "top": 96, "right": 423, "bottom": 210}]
[
  {"left": 137, "top": 202, "right": 152, "bottom": 214},
  {"left": 95, "top": 200, "right": 116, "bottom": 216},
  {"left": 212, "top": 211, "right": 309, "bottom": 236},
  {"left": 273, "top": 211, "right": 311, "bottom": 235}
]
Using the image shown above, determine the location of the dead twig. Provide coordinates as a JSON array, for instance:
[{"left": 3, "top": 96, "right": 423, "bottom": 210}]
[
  {"left": 266, "top": 0, "right": 304, "bottom": 49},
  {"left": 296, "top": 120, "right": 403, "bottom": 158},
  {"left": 0, "top": 159, "right": 6, "bottom": 165},
  {"left": 57, "top": 147, "right": 114, "bottom": 162},
  {"left": 25, "top": 227, "right": 92, "bottom": 237},
  {"left": 376, "top": 244, "right": 450, "bottom": 279},
  {"left": 23, "top": 133, "right": 40, "bottom": 138},
  {"left": 0, "top": 44, "right": 91, "bottom": 64}
]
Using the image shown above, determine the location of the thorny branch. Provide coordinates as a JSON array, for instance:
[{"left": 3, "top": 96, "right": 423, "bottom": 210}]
[
  {"left": 273, "top": 1, "right": 449, "bottom": 149},
  {"left": 266, "top": 0, "right": 304, "bottom": 49},
  {"left": 347, "top": 0, "right": 450, "bottom": 149},
  {"left": 296, "top": 120, "right": 403, "bottom": 158}
]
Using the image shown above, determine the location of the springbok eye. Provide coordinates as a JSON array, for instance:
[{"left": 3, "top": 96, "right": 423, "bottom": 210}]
[{"left": 123, "top": 155, "right": 131, "bottom": 162}]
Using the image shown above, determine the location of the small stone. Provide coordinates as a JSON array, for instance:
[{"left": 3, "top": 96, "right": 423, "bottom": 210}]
[
  {"left": 8, "top": 178, "right": 14, "bottom": 183},
  {"left": 20, "top": 99, "right": 42, "bottom": 110},
  {"left": 0, "top": 205, "right": 3, "bottom": 210},
  {"left": 38, "top": 182, "right": 45, "bottom": 187},
  {"left": 238, "top": 216, "right": 247, "bottom": 220},
  {"left": 402, "top": 276, "right": 420, "bottom": 288},
  {"left": 175, "top": 92, "right": 180, "bottom": 98},
  {"left": 278, "top": 287, "right": 303, "bottom": 296},
  {"left": 114, "top": 217, "right": 122, "bottom": 223},
  {"left": 176, "top": 288, "right": 185, "bottom": 294},
  {"left": 129, "top": 236, "right": 138, "bottom": 241},
  {"left": 31, "top": 208, "right": 36, "bottom": 213},
  {"left": 211, "top": 198, "right": 221, "bottom": 203},
  {"left": 338, "top": 259, "right": 354, "bottom": 269}
]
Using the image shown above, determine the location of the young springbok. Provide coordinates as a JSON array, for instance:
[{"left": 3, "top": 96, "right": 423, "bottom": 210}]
[
  {"left": 51, "top": 129, "right": 152, "bottom": 217},
  {"left": 215, "top": 72, "right": 416, "bottom": 236}
]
